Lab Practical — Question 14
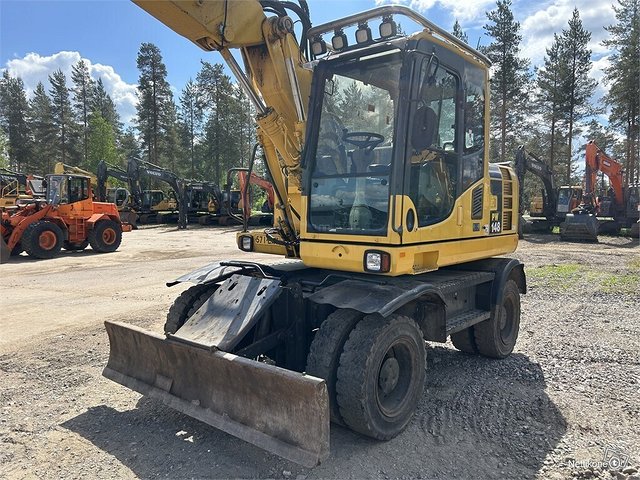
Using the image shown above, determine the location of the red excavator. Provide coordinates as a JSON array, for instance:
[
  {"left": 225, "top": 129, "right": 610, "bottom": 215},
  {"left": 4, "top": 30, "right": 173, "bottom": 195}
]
[{"left": 562, "top": 141, "right": 640, "bottom": 241}]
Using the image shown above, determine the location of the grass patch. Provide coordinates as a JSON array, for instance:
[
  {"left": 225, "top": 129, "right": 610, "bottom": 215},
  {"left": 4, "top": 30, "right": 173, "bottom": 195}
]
[
  {"left": 628, "top": 256, "right": 640, "bottom": 271},
  {"left": 600, "top": 272, "right": 640, "bottom": 294},
  {"left": 527, "top": 263, "right": 640, "bottom": 294}
]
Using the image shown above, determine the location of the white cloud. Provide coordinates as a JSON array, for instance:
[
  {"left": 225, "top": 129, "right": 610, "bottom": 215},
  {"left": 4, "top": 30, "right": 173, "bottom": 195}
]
[
  {"left": 375, "top": 0, "right": 495, "bottom": 22},
  {"left": 3, "top": 51, "right": 138, "bottom": 125},
  {"left": 520, "top": 0, "right": 615, "bottom": 67}
]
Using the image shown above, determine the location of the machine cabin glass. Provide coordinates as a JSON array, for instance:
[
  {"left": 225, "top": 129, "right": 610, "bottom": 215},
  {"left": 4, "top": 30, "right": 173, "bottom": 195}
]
[
  {"left": 45, "top": 175, "right": 90, "bottom": 205},
  {"left": 308, "top": 51, "right": 403, "bottom": 235}
]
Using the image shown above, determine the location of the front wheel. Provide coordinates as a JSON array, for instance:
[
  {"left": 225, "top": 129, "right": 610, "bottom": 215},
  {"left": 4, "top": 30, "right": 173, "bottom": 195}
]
[
  {"left": 23, "top": 221, "right": 63, "bottom": 259},
  {"left": 336, "top": 314, "right": 426, "bottom": 440},
  {"left": 89, "top": 219, "right": 122, "bottom": 253}
]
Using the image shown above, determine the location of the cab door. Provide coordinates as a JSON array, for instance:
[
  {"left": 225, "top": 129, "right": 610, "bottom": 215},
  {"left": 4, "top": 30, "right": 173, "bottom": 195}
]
[{"left": 400, "top": 50, "right": 463, "bottom": 245}]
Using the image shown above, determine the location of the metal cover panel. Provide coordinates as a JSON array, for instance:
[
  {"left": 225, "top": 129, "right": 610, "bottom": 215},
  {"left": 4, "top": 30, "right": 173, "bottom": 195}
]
[{"left": 172, "top": 274, "right": 281, "bottom": 351}]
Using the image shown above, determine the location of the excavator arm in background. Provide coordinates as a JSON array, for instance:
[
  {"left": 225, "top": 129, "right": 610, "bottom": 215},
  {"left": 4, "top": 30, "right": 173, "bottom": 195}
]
[
  {"left": 126, "top": 157, "right": 188, "bottom": 229},
  {"left": 584, "top": 141, "right": 625, "bottom": 211},
  {"left": 54, "top": 162, "right": 98, "bottom": 188},
  {"left": 514, "top": 146, "right": 557, "bottom": 220},
  {"left": 96, "top": 160, "right": 130, "bottom": 202}
]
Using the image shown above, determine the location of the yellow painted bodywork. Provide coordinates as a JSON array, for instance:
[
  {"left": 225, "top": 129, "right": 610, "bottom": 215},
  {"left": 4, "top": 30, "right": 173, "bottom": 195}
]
[{"left": 133, "top": 0, "right": 519, "bottom": 275}]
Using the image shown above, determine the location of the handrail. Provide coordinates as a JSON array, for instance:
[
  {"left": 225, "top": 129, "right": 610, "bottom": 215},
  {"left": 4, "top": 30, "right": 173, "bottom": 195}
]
[{"left": 307, "top": 5, "right": 491, "bottom": 66}]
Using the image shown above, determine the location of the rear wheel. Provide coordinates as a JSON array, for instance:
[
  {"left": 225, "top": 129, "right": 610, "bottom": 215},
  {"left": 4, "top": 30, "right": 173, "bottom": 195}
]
[
  {"left": 336, "top": 314, "right": 426, "bottom": 440},
  {"left": 474, "top": 280, "right": 521, "bottom": 359},
  {"left": 306, "top": 309, "right": 364, "bottom": 424},
  {"left": 89, "top": 219, "right": 122, "bottom": 253},
  {"left": 450, "top": 327, "right": 479, "bottom": 354},
  {"left": 23, "top": 221, "right": 63, "bottom": 259},
  {"left": 165, "top": 283, "right": 219, "bottom": 334}
]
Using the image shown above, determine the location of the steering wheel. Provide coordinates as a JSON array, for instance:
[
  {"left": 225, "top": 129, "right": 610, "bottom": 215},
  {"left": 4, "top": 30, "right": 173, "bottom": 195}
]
[{"left": 343, "top": 132, "right": 384, "bottom": 150}]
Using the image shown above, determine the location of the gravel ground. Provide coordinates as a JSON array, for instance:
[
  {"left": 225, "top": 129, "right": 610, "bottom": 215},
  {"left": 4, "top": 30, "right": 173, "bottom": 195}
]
[{"left": 0, "top": 225, "right": 638, "bottom": 479}]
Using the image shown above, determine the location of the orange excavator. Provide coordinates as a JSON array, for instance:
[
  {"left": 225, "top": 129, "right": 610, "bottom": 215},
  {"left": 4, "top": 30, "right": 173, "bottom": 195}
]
[
  {"left": 1, "top": 173, "right": 132, "bottom": 262},
  {"left": 562, "top": 141, "right": 640, "bottom": 241}
]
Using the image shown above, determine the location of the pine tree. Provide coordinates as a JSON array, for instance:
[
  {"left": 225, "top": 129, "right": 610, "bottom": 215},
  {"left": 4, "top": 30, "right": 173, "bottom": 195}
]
[
  {"left": 197, "top": 61, "right": 236, "bottom": 183},
  {"left": 92, "top": 78, "right": 122, "bottom": 136},
  {"left": 483, "top": 0, "right": 531, "bottom": 162},
  {"left": 603, "top": 0, "right": 640, "bottom": 186},
  {"left": 0, "top": 130, "right": 9, "bottom": 169},
  {"left": 118, "top": 127, "right": 141, "bottom": 163},
  {"left": 0, "top": 72, "right": 32, "bottom": 171},
  {"left": 71, "top": 59, "right": 94, "bottom": 166},
  {"left": 452, "top": 20, "right": 469, "bottom": 43},
  {"left": 136, "top": 42, "right": 173, "bottom": 166},
  {"left": 178, "top": 79, "right": 202, "bottom": 177},
  {"left": 557, "top": 8, "right": 598, "bottom": 184},
  {"left": 49, "top": 69, "right": 79, "bottom": 165},
  {"left": 536, "top": 35, "right": 564, "bottom": 171},
  {"left": 87, "top": 114, "right": 118, "bottom": 170},
  {"left": 30, "top": 82, "right": 57, "bottom": 174}
]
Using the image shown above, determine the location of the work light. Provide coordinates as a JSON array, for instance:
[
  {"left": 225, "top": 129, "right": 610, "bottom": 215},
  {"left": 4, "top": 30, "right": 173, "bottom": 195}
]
[
  {"left": 332, "top": 29, "right": 348, "bottom": 50},
  {"left": 355, "top": 22, "right": 372, "bottom": 44},
  {"left": 379, "top": 16, "right": 397, "bottom": 38}
]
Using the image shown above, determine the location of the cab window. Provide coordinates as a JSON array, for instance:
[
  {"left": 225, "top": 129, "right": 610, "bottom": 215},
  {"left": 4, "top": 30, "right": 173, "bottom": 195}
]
[
  {"left": 407, "top": 62, "right": 458, "bottom": 227},
  {"left": 461, "top": 77, "right": 485, "bottom": 190},
  {"left": 69, "top": 177, "right": 89, "bottom": 203}
]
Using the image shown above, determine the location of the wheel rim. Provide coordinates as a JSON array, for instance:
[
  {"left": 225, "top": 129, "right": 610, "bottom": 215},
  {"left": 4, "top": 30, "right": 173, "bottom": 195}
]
[
  {"left": 499, "top": 297, "right": 517, "bottom": 344},
  {"left": 375, "top": 338, "right": 415, "bottom": 418},
  {"left": 102, "top": 227, "right": 116, "bottom": 245},
  {"left": 38, "top": 230, "right": 57, "bottom": 250}
]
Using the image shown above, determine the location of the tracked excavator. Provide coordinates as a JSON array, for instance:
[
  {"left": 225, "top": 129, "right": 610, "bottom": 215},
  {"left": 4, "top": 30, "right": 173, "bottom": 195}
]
[
  {"left": 104, "top": 1, "right": 525, "bottom": 466},
  {"left": 96, "top": 160, "right": 139, "bottom": 226},
  {"left": 514, "top": 146, "right": 583, "bottom": 235},
  {"left": 126, "top": 157, "right": 187, "bottom": 228},
  {"left": 562, "top": 141, "right": 639, "bottom": 242}
]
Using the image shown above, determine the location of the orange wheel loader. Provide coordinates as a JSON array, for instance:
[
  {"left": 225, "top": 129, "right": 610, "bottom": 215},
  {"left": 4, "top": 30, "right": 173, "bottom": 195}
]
[{"left": 1, "top": 173, "right": 132, "bottom": 262}]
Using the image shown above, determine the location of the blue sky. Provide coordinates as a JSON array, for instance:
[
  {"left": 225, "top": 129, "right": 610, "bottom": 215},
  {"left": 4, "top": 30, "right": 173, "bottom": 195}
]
[{"left": 1, "top": 0, "right": 615, "bottom": 124}]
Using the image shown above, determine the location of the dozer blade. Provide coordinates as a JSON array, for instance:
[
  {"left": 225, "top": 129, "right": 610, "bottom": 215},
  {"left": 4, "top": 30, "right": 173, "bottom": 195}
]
[
  {"left": 561, "top": 214, "right": 599, "bottom": 242},
  {"left": 103, "top": 321, "right": 329, "bottom": 467}
]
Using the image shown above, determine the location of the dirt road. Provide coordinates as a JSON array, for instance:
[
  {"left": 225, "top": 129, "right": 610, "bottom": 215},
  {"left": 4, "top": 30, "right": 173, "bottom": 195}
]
[{"left": 1, "top": 226, "right": 639, "bottom": 479}]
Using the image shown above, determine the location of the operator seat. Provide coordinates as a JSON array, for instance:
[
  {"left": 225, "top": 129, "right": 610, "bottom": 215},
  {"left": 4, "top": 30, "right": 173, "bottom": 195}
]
[{"left": 411, "top": 105, "right": 438, "bottom": 152}]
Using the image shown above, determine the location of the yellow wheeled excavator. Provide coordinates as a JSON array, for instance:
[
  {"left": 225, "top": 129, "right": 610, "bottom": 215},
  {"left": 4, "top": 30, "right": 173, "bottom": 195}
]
[{"left": 104, "top": 1, "right": 525, "bottom": 466}]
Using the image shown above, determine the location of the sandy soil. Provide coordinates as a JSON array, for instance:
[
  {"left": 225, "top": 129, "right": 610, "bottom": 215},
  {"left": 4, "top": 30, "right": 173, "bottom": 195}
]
[{"left": 1, "top": 225, "right": 638, "bottom": 480}]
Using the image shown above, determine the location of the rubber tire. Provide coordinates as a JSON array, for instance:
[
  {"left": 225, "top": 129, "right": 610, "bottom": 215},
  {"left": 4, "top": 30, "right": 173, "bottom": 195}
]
[
  {"left": 450, "top": 327, "right": 479, "bottom": 354},
  {"left": 306, "top": 309, "right": 364, "bottom": 424},
  {"left": 89, "top": 219, "right": 122, "bottom": 253},
  {"left": 474, "top": 279, "right": 521, "bottom": 359},
  {"left": 10, "top": 242, "right": 23, "bottom": 256},
  {"left": 336, "top": 314, "right": 426, "bottom": 440},
  {"left": 165, "top": 283, "right": 219, "bottom": 334},
  {"left": 23, "top": 221, "right": 63, "bottom": 259},
  {"left": 63, "top": 240, "right": 89, "bottom": 251}
]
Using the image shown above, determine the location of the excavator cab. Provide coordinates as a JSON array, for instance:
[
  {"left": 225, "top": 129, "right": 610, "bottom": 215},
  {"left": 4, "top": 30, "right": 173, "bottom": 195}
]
[{"left": 556, "top": 186, "right": 583, "bottom": 218}]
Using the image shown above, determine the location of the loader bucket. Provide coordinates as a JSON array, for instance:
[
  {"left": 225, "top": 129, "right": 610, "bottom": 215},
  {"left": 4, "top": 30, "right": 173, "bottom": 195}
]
[
  {"left": 103, "top": 321, "right": 330, "bottom": 467},
  {"left": 560, "top": 213, "right": 599, "bottom": 242}
]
